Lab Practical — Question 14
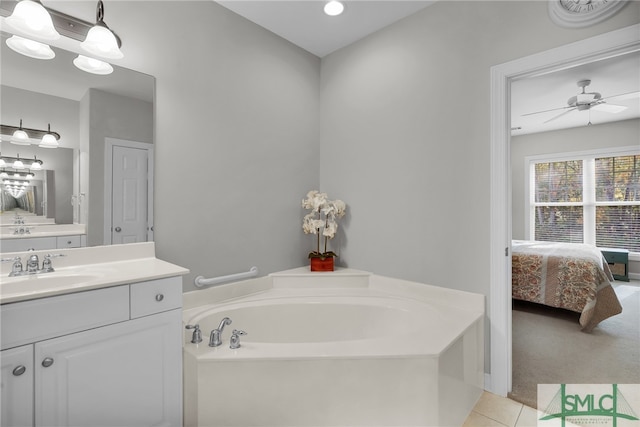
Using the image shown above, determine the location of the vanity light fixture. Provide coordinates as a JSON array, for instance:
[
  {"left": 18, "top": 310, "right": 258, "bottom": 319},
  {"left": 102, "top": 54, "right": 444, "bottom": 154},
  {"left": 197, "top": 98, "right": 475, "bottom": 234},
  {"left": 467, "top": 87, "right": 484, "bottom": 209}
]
[
  {"left": 30, "top": 156, "right": 43, "bottom": 170},
  {"left": 324, "top": 1, "right": 345, "bottom": 16},
  {"left": 39, "top": 124, "right": 60, "bottom": 148},
  {"left": 10, "top": 120, "right": 30, "bottom": 145},
  {"left": 12, "top": 157, "right": 24, "bottom": 169},
  {"left": 5, "top": 35, "right": 55, "bottom": 60},
  {"left": 0, "top": 0, "right": 123, "bottom": 75},
  {"left": 0, "top": 155, "right": 43, "bottom": 170},
  {"left": 73, "top": 54, "right": 113, "bottom": 75},
  {"left": 80, "top": 0, "right": 123, "bottom": 60},
  {"left": 1, "top": 122, "right": 61, "bottom": 147},
  {"left": 4, "top": 0, "right": 60, "bottom": 41}
]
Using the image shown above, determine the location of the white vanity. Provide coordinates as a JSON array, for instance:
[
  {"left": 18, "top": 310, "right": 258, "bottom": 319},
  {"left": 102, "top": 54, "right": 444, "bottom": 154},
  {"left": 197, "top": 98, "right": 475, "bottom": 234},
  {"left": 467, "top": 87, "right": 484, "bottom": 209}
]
[
  {"left": 0, "top": 224, "right": 87, "bottom": 252},
  {"left": 0, "top": 242, "right": 188, "bottom": 427}
]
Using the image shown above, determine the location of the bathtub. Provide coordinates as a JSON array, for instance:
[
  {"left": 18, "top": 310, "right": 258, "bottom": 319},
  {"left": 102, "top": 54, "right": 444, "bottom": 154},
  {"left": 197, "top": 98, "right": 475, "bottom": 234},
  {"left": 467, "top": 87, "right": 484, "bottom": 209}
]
[{"left": 182, "top": 268, "right": 484, "bottom": 427}]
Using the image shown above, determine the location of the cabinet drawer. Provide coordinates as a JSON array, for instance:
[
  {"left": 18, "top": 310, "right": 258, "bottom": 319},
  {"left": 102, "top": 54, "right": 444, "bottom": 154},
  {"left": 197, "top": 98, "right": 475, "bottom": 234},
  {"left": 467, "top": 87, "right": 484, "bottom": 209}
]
[
  {"left": 1, "top": 237, "right": 57, "bottom": 253},
  {"left": 130, "top": 276, "right": 182, "bottom": 319},
  {"left": 0, "top": 286, "right": 129, "bottom": 350},
  {"left": 56, "top": 235, "right": 82, "bottom": 249},
  {"left": 602, "top": 251, "right": 628, "bottom": 263}
]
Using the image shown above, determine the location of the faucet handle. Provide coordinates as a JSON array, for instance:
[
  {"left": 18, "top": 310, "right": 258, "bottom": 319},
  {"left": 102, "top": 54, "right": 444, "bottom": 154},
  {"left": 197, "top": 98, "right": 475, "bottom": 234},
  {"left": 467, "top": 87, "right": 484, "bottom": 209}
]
[
  {"left": 230, "top": 330, "right": 247, "bottom": 349},
  {"left": 185, "top": 324, "right": 202, "bottom": 343}
]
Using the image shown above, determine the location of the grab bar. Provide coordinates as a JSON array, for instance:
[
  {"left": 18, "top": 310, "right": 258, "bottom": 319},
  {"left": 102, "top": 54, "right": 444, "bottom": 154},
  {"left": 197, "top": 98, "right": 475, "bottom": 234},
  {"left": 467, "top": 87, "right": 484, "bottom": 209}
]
[{"left": 194, "top": 266, "right": 258, "bottom": 288}]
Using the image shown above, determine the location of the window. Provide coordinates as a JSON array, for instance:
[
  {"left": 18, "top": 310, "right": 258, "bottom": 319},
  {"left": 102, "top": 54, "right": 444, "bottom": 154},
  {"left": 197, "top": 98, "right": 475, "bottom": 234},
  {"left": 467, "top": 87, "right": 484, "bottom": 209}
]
[{"left": 527, "top": 147, "right": 640, "bottom": 253}]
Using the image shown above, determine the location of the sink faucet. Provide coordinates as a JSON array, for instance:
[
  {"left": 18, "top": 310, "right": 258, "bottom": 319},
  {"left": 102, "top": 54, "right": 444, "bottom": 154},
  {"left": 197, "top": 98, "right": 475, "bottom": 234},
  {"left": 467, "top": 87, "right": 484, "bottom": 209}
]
[
  {"left": 3, "top": 253, "right": 64, "bottom": 277},
  {"left": 209, "top": 317, "right": 232, "bottom": 347},
  {"left": 1, "top": 257, "right": 24, "bottom": 277},
  {"left": 26, "top": 255, "right": 40, "bottom": 273}
]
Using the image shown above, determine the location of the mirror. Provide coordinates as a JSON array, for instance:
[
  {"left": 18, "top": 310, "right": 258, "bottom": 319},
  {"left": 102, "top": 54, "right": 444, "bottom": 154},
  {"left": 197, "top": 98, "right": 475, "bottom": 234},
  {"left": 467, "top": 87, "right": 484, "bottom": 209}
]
[{"left": 0, "top": 33, "right": 154, "bottom": 245}]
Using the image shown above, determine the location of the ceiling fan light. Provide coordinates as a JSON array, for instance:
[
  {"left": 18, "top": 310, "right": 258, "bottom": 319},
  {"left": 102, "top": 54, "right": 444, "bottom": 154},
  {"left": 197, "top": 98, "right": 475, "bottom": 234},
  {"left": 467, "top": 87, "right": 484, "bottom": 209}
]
[
  {"left": 6, "top": 35, "right": 55, "bottom": 60},
  {"left": 73, "top": 54, "right": 114, "bottom": 75},
  {"left": 5, "top": 0, "right": 60, "bottom": 41},
  {"left": 592, "top": 103, "right": 627, "bottom": 114}
]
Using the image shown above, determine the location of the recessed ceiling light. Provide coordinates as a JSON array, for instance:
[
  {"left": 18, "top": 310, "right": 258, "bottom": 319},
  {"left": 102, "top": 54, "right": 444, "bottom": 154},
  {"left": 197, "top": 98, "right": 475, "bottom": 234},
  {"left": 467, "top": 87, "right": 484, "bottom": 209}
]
[{"left": 324, "top": 1, "right": 344, "bottom": 16}]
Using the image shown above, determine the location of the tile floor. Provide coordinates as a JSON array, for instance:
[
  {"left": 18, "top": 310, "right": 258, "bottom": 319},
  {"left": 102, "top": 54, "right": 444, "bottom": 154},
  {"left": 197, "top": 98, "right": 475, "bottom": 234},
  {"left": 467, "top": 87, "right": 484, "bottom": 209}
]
[{"left": 463, "top": 391, "right": 538, "bottom": 427}]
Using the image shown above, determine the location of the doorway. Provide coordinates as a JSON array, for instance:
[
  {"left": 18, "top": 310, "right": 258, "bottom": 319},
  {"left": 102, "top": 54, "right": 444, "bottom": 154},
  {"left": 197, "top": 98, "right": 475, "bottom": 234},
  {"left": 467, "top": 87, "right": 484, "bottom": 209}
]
[
  {"left": 104, "top": 138, "right": 155, "bottom": 245},
  {"left": 488, "top": 24, "right": 640, "bottom": 397}
]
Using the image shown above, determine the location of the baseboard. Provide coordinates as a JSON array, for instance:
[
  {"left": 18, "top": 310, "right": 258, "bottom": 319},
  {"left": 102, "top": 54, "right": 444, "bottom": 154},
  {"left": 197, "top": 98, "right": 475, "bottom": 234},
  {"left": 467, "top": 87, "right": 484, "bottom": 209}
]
[{"left": 628, "top": 272, "right": 640, "bottom": 281}]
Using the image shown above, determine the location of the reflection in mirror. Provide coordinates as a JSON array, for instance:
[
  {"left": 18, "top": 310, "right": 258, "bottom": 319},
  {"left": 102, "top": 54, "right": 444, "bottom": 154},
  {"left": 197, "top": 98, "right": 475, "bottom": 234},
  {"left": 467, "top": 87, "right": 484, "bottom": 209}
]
[
  {"left": 1, "top": 32, "right": 154, "bottom": 246},
  {"left": 0, "top": 141, "right": 74, "bottom": 223}
]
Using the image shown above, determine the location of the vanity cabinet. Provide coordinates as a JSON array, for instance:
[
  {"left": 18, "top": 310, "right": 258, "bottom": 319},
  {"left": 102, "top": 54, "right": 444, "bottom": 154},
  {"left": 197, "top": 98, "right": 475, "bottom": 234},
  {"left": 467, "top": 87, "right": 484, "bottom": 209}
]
[
  {"left": 0, "top": 235, "right": 86, "bottom": 252},
  {"left": 0, "top": 345, "right": 34, "bottom": 427},
  {"left": 0, "top": 276, "right": 183, "bottom": 427}
]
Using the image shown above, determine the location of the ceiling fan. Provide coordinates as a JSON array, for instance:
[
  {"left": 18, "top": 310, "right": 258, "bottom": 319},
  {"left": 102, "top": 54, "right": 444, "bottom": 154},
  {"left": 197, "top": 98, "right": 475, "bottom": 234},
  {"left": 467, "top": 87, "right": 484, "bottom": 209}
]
[{"left": 522, "top": 79, "right": 638, "bottom": 124}]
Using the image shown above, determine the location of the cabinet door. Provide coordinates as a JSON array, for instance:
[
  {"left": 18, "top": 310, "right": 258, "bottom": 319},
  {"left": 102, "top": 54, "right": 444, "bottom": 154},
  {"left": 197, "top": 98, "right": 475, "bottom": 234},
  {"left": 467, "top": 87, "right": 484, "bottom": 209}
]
[
  {"left": 35, "top": 310, "right": 182, "bottom": 427},
  {"left": 1, "top": 345, "right": 34, "bottom": 427}
]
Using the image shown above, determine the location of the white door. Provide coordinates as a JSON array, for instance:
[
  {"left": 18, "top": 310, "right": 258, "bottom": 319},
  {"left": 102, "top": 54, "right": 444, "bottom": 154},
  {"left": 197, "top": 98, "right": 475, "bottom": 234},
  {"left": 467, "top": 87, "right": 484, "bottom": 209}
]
[
  {"left": 111, "top": 145, "right": 148, "bottom": 244},
  {"left": 1, "top": 345, "right": 34, "bottom": 427},
  {"left": 35, "top": 310, "right": 182, "bottom": 427}
]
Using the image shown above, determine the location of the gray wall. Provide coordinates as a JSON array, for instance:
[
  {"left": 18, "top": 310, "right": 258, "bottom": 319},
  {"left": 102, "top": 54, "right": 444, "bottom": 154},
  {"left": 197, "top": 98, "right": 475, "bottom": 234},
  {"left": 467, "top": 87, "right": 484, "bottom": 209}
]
[
  {"left": 511, "top": 118, "right": 640, "bottom": 275},
  {"left": 82, "top": 89, "right": 153, "bottom": 246},
  {"left": 104, "top": 1, "right": 321, "bottom": 288},
  {"left": 318, "top": 1, "right": 639, "bottom": 372}
]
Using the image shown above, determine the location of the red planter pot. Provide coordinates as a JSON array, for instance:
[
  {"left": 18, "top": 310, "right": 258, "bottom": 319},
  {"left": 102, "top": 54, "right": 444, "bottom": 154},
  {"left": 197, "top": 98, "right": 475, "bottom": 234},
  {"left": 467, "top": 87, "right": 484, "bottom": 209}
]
[{"left": 310, "top": 257, "right": 334, "bottom": 272}]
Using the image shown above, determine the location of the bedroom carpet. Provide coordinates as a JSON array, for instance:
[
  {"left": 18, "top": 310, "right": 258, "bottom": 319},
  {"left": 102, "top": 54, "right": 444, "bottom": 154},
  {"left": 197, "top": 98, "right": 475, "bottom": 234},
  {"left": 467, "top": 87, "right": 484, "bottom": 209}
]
[{"left": 509, "top": 281, "right": 640, "bottom": 409}]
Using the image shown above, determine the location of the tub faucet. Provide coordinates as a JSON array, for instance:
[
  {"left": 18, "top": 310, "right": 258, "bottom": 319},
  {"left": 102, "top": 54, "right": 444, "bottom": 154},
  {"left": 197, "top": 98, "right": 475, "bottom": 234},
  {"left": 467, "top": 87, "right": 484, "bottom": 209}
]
[
  {"left": 185, "top": 324, "right": 202, "bottom": 344},
  {"left": 230, "top": 330, "right": 247, "bottom": 349},
  {"left": 209, "top": 317, "right": 232, "bottom": 347}
]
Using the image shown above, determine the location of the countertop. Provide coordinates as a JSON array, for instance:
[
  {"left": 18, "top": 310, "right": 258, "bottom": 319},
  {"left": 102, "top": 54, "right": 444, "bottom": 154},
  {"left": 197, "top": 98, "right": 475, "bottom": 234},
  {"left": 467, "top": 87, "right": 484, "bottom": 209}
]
[
  {"left": 1, "top": 224, "right": 87, "bottom": 239},
  {"left": 0, "top": 242, "right": 189, "bottom": 304}
]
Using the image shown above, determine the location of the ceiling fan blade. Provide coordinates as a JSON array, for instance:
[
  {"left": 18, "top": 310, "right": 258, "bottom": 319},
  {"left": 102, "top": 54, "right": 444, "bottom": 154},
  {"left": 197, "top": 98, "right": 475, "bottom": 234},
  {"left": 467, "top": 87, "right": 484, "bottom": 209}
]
[
  {"left": 601, "top": 90, "right": 640, "bottom": 102},
  {"left": 544, "top": 108, "right": 576, "bottom": 123},
  {"left": 591, "top": 102, "right": 627, "bottom": 113},
  {"left": 521, "top": 105, "right": 572, "bottom": 117}
]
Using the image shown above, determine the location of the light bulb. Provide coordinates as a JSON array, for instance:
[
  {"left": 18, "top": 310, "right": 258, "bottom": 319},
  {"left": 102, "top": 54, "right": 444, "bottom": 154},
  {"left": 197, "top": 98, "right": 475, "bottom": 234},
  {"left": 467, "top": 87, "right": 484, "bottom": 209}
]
[
  {"left": 81, "top": 25, "right": 123, "bottom": 60},
  {"left": 73, "top": 55, "right": 113, "bottom": 75},
  {"left": 5, "top": 0, "right": 60, "bottom": 41},
  {"left": 6, "top": 35, "right": 55, "bottom": 60},
  {"left": 324, "top": 1, "right": 344, "bottom": 16}
]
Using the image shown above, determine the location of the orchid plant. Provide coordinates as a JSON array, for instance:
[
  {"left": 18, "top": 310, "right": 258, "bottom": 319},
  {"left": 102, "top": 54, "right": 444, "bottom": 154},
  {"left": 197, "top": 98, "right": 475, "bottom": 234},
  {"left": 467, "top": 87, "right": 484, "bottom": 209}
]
[{"left": 302, "top": 190, "right": 346, "bottom": 260}]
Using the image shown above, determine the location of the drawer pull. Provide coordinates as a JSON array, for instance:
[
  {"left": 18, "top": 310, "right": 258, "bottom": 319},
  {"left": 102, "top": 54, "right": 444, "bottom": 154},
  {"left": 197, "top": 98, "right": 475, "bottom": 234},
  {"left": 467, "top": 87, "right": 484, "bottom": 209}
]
[
  {"left": 155, "top": 293, "right": 164, "bottom": 302},
  {"left": 12, "top": 365, "right": 26, "bottom": 376},
  {"left": 41, "top": 357, "right": 54, "bottom": 368}
]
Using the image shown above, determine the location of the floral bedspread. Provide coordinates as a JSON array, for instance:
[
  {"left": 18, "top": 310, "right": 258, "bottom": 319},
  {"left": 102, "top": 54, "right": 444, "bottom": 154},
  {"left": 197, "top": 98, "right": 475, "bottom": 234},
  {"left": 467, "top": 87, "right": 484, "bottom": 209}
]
[{"left": 511, "top": 240, "right": 622, "bottom": 331}]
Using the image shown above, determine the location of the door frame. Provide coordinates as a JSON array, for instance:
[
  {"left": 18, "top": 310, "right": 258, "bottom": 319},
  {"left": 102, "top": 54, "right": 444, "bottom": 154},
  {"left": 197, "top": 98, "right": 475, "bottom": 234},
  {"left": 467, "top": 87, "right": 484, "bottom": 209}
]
[
  {"left": 104, "top": 137, "right": 155, "bottom": 245},
  {"left": 488, "top": 24, "right": 640, "bottom": 396}
]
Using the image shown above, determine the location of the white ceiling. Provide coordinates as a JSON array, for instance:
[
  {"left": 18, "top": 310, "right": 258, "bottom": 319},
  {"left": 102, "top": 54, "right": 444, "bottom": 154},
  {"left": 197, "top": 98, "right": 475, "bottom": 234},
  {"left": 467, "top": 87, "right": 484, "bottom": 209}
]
[
  {"left": 216, "top": 1, "right": 640, "bottom": 134},
  {"left": 511, "top": 51, "right": 640, "bottom": 136},
  {"left": 215, "top": 1, "right": 436, "bottom": 58}
]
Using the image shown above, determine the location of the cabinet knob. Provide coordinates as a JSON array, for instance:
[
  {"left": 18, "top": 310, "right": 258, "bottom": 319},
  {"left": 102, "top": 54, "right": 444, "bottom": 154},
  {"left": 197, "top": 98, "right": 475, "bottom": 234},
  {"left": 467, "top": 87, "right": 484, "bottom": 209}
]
[
  {"left": 155, "top": 293, "right": 164, "bottom": 302},
  {"left": 41, "top": 357, "right": 54, "bottom": 368},
  {"left": 12, "top": 365, "right": 26, "bottom": 376}
]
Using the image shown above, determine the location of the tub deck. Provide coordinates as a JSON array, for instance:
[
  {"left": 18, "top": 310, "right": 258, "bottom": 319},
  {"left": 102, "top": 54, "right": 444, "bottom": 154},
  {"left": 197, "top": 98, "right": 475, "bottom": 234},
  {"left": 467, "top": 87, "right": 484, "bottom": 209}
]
[{"left": 182, "top": 268, "right": 485, "bottom": 427}]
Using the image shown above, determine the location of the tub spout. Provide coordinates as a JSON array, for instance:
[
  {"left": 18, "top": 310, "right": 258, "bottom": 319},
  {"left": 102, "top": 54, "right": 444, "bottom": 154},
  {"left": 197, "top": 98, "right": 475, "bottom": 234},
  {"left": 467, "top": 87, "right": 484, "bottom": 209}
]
[{"left": 209, "top": 317, "right": 232, "bottom": 347}]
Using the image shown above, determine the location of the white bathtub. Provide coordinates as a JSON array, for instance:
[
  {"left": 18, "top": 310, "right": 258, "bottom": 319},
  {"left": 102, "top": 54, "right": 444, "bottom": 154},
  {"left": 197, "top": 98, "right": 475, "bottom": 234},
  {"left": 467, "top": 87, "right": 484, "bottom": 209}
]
[{"left": 182, "top": 268, "right": 484, "bottom": 427}]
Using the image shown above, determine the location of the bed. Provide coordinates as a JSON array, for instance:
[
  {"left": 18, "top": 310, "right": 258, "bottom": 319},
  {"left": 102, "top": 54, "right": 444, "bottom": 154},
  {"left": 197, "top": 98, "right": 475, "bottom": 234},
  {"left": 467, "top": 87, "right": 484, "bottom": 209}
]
[{"left": 511, "top": 240, "right": 622, "bottom": 332}]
